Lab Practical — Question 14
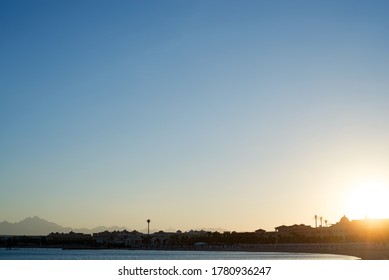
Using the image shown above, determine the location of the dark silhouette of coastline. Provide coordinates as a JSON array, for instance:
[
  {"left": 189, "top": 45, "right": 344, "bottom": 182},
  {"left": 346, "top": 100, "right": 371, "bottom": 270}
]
[{"left": 2, "top": 215, "right": 389, "bottom": 259}]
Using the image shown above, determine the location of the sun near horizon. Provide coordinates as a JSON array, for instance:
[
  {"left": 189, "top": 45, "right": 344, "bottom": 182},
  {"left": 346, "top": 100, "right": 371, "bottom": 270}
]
[{"left": 344, "top": 179, "right": 389, "bottom": 221}]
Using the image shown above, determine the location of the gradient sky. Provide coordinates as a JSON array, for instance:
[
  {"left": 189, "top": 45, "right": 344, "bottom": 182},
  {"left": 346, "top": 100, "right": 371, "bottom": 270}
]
[{"left": 1, "top": 0, "right": 389, "bottom": 232}]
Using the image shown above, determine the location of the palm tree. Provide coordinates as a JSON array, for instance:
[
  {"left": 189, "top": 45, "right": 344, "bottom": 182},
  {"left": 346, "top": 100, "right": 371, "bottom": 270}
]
[{"left": 147, "top": 219, "right": 151, "bottom": 235}]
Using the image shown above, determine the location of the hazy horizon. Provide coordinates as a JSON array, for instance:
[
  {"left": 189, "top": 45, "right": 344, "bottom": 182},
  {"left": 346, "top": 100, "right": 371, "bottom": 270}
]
[
  {"left": 0, "top": 215, "right": 232, "bottom": 235},
  {"left": 1, "top": 0, "right": 389, "bottom": 232},
  {"left": 3, "top": 214, "right": 388, "bottom": 236}
]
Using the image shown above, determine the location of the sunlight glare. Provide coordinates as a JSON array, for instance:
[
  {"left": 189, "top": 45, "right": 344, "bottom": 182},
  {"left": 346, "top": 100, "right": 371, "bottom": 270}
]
[{"left": 346, "top": 181, "right": 389, "bottom": 220}]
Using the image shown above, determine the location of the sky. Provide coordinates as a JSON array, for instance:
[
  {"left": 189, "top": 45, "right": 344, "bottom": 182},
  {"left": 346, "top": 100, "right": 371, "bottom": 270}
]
[{"left": 1, "top": 0, "right": 389, "bottom": 232}]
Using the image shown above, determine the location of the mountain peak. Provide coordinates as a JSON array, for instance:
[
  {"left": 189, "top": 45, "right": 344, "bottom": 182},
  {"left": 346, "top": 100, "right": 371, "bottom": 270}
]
[
  {"left": 0, "top": 217, "right": 69, "bottom": 235},
  {"left": 0, "top": 217, "right": 128, "bottom": 235},
  {"left": 22, "top": 216, "right": 44, "bottom": 222}
]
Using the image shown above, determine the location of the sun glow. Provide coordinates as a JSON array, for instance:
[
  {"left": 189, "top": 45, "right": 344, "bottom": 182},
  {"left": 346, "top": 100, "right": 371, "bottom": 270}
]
[{"left": 346, "top": 181, "right": 389, "bottom": 220}]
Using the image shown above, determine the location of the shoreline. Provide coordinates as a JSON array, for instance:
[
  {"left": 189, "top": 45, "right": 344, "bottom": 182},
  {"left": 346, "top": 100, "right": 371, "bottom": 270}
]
[
  {"left": 239, "top": 242, "right": 389, "bottom": 260},
  {"left": 3, "top": 242, "right": 389, "bottom": 260}
]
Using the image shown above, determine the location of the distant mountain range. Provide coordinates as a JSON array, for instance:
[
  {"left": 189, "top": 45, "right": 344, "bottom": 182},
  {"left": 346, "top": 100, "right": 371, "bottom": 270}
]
[
  {"left": 0, "top": 216, "right": 128, "bottom": 235},
  {"left": 0, "top": 217, "right": 229, "bottom": 236}
]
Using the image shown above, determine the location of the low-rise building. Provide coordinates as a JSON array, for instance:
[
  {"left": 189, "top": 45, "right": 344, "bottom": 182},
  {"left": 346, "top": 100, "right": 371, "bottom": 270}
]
[{"left": 47, "top": 232, "right": 93, "bottom": 244}]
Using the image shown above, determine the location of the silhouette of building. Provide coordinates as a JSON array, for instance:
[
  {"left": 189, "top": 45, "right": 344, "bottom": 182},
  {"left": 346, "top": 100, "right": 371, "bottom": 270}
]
[
  {"left": 93, "top": 230, "right": 142, "bottom": 247},
  {"left": 47, "top": 231, "right": 93, "bottom": 244},
  {"left": 270, "top": 216, "right": 389, "bottom": 243}
]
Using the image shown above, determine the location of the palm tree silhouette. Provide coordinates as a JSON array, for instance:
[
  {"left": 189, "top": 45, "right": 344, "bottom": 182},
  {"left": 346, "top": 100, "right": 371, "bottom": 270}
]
[{"left": 147, "top": 219, "right": 151, "bottom": 235}]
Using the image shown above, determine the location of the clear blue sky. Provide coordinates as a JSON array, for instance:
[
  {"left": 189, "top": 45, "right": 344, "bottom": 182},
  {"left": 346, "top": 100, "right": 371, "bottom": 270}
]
[{"left": 1, "top": 0, "right": 389, "bottom": 232}]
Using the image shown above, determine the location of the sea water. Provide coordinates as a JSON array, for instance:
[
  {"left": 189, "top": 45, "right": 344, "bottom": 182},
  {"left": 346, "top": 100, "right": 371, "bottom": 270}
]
[{"left": 0, "top": 248, "right": 359, "bottom": 260}]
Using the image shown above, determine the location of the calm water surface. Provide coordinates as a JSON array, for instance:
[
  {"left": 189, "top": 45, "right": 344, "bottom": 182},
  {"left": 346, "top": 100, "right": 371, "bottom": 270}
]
[{"left": 0, "top": 248, "right": 359, "bottom": 260}]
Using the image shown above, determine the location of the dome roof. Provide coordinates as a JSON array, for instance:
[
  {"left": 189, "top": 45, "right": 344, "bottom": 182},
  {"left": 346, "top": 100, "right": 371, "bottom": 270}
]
[{"left": 339, "top": 215, "right": 350, "bottom": 224}]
